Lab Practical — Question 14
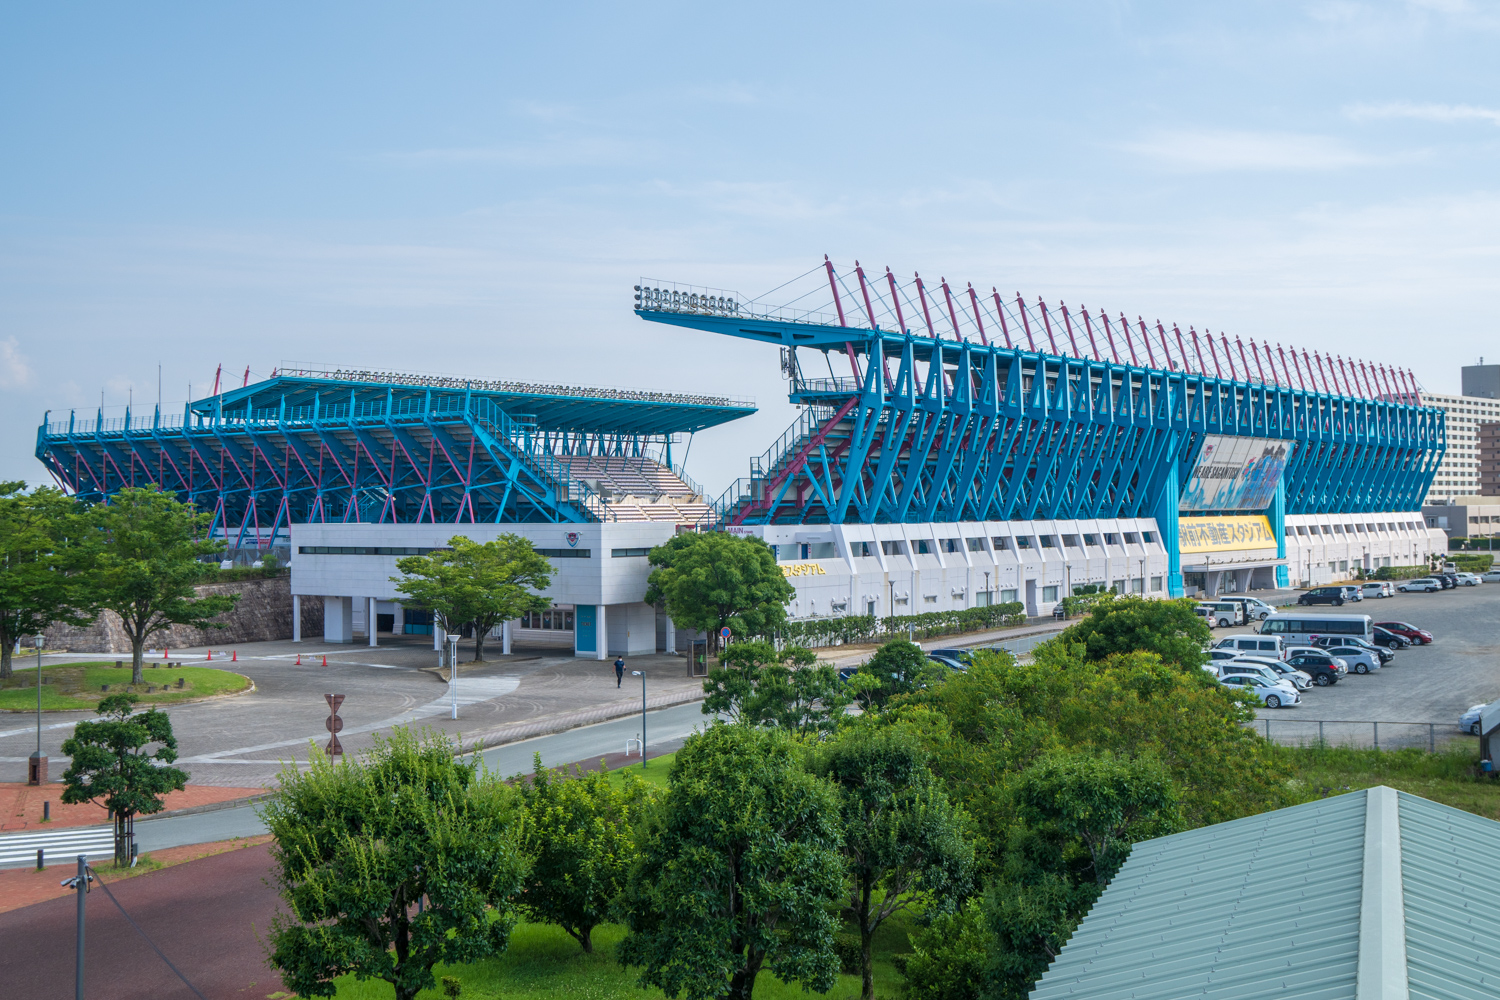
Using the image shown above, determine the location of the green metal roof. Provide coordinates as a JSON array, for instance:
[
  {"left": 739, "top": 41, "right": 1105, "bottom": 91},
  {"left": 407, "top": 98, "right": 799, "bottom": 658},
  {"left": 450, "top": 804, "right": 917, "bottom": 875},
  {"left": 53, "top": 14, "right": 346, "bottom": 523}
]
[{"left": 1031, "top": 787, "right": 1500, "bottom": 1000}]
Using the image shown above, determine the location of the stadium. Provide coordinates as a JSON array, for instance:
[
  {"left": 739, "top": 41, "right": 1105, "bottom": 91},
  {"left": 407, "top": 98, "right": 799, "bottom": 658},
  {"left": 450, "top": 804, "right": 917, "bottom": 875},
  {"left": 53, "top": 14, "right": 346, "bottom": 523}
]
[{"left": 34, "top": 258, "right": 1449, "bottom": 657}]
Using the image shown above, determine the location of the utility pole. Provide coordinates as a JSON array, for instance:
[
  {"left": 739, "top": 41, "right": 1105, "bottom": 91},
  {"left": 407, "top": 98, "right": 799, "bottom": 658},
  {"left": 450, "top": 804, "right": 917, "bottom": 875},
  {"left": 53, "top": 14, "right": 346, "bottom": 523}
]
[
  {"left": 61, "top": 854, "right": 90, "bottom": 998},
  {"left": 29, "top": 635, "right": 45, "bottom": 785},
  {"left": 631, "top": 670, "right": 647, "bottom": 768}
]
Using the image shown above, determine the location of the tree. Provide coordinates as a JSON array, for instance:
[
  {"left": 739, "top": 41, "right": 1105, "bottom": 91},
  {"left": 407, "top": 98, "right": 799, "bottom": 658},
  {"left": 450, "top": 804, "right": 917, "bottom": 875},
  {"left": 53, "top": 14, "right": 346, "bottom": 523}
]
[
  {"left": 89, "top": 486, "right": 237, "bottom": 685},
  {"left": 851, "top": 639, "right": 947, "bottom": 710},
  {"left": 700, "top": 641, "right": 849, "bottom": 734},
  {"left": 1054, "top": 594, "right": 1210, "bottom": 671},
  {"left": 392, "top": 534, "right": 553, "bottom": 662},
  {"left": 813, "top": 724, "right": 974, "bottom": 1000},
  {"left": 518, "top": 754, "right": 655, "bottom": 953},
  {"left": 263, "top": 728, "right": 528, "bottom": 1000},
  {"left": 60, "top": 693, "right": 188, "bottom": 865},
  {"left": 645, "top": 532, "right": 794, "bottom": 655},
  {"left": 0, "top": 482, "right": 95, "bottom": 680},
  {"left": 617, "top": 724, "right": 846, "bottom": 1000}
]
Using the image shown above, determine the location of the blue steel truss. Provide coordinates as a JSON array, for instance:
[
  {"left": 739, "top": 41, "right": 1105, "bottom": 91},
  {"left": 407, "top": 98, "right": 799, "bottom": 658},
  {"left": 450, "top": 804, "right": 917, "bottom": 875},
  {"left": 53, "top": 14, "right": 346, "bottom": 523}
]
[
  {"left": 635, "top": 299, "right": 1445, "bottom": 529},
  {"left": 34, "top": 373, "right": 755, "bottom": 550}
]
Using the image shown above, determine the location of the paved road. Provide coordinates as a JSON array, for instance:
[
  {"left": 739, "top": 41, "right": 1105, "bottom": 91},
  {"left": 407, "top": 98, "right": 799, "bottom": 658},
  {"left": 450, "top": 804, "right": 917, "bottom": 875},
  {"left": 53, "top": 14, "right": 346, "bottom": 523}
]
[
  {"left": 0, "top": 842, "right": 284, "bottom": 1000},
  {"left": 1246, "top": 582, "right": 1500, "bottom": 745},
  {"left": 128, "top": 699, "right": 714, "bottom": 852}
]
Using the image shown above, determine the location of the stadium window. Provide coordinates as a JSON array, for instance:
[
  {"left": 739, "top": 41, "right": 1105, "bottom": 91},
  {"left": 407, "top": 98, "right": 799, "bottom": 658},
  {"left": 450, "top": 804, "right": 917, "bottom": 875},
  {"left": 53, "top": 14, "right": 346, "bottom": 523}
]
[
  {"left": 1039, "top": 535, "right": 1056, "bottom": 548},
  {"left": 1132, "top": 578, "right": 1145, "bottom": 594},
  {"left": 1062, "top": 534, "right": 1080, "bottom": 547},
  {"left": 611, "top": 548, "right": 650, "bottom": 558},
  {"left": 1150, "top": 576, "right": 1163, "bottom": 592},
  {"left": 533, "top": 547, "right": 591, "bottom": 559},
  {"left": 1015, "top": 536, "right": 1032, "bottom": 549},
  {"left": 1082, "top": 533, "right": 1098, "bottom": 546},
  {"left": 1111, "top": 579, "right": 1125, "bottom": 592},
  {"left": 966, "top": 537, "right": 987, "bottom": 552},
  {"left": 805, "top": 542, "right": 836, "bottom": 559},
  {"left": 297, "top": 545, "right": 448, "bottom": 556},
  {"left": 1042, "top": 585, "right": 1059, "bottom": 602},
  {"left": 992, "top": 536, "right": 1010, "bottom": 550},
  {"left": 1142, "top": 531, "right": 1156, "bottom": 543},
  {"left": 1000, "top": 589, "right": 1018, "bottom": 603},
  {"left": 1123, "top": 532, "right": 1139, "bottom": 544},
  {"left": 913, "top": 539, "right": 932, "bottom": 555},
  {"left": 941, "top": 538, "right": 962, "bottom": 553},
  {"left": 881, "top": 540, "right": 906, "bottom": 556},
  {"left": 1103, "top": 533, "right": 1120, "bottom": 545},
  {"left": 1295, "top": 526, "right": 1307, "bottom": 535}
]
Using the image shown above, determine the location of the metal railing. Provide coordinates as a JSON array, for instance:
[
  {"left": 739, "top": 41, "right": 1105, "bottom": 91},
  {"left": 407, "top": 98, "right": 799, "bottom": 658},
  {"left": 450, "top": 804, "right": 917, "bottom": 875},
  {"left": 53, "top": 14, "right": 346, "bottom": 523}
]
[
  {"left": 791, "top": 376, "right": 862, "bottom": 396},
  {"left": 1254, "top": 718, "right": 1466, "bottom": 752},
  {"left": 467, "top": 397, "right": 613, "bottom": 521}
]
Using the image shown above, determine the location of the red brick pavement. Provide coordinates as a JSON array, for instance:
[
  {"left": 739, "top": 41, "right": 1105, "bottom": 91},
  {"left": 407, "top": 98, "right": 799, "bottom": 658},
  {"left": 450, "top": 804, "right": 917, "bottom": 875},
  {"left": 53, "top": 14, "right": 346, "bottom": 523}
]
[{"left": 0, "top": 841, "right": 287, "bottom": 1000}]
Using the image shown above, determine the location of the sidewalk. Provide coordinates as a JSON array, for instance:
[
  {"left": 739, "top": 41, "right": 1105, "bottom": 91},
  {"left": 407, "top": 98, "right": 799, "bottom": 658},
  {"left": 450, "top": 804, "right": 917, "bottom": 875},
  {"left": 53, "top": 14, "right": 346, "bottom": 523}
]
[{"left": 0, "top": 782, "right": 266, "bottom": 832}]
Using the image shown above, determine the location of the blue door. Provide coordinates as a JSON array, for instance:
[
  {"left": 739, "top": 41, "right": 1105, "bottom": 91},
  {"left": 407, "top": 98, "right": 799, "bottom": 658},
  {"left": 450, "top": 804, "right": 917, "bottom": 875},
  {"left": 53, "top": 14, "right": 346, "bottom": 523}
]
[{"left": 575, "top": 605, "right": 596, "bottom": 653}]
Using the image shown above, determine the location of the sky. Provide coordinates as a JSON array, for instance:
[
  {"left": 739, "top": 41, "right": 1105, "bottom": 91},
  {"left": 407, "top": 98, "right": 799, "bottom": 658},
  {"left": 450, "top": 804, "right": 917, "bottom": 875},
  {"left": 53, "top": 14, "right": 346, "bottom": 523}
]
[{"left": 2, "top": 1, "right": 1498, "bottom": 495}]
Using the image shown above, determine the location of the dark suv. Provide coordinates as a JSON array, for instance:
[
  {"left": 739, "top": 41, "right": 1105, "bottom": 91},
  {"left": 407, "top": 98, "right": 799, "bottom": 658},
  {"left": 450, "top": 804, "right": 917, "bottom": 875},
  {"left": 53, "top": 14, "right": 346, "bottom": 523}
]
[
  {"left": 1298, "top": 586, "right": 1355, "bottom": 607},
  {"left": 1284, "top": 652, "right": 1343, "bottom": 687}
]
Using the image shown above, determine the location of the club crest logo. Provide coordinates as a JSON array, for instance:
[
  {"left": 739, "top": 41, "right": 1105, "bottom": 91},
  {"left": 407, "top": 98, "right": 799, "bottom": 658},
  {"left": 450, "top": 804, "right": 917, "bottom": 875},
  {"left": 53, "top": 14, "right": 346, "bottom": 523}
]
[{"left": 566, "top": 531, "right": 580, "bottom": 547}]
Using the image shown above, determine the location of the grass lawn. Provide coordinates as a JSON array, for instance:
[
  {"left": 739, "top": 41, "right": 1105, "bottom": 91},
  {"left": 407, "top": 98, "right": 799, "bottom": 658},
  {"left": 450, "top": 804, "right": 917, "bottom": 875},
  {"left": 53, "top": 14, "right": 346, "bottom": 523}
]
[
  {"left": 601, "top": 751, "right": 675, "bottom": 791},
  {"left": 0, "top": 662, "right": 252, "bottom": 712},
  {"left": 331, "top": 912, "right": 918, "bottom": 1000},
  {"left": 1286, "top": 743, "right": 1500, "bottom": 820}
]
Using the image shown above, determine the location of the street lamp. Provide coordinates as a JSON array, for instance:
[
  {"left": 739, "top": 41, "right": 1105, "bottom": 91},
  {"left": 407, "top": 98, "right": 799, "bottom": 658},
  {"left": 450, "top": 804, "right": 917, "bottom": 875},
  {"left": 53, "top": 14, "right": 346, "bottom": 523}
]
[
  {"left": 631, "top": 670, "right": 647, "bottom": 768},
  {"left": 446, "top": 634, "right": 460, "bottom": 720},
  {"left": 29, "top": 635, "right": 44, "bottom": 786}
]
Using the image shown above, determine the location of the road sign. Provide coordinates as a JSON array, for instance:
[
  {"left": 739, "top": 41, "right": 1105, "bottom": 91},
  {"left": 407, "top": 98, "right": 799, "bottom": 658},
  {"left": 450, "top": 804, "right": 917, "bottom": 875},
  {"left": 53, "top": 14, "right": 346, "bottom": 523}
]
[{"left": 720, "top": 627, "right": 732, "bottom": 638}]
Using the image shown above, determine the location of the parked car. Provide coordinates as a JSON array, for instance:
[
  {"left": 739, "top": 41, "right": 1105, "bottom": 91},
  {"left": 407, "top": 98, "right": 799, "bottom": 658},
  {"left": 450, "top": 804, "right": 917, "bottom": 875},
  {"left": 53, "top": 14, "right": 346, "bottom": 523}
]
[
  {"left": 1460, "top": 703, "right": 1488, "bottom": 736},
  {"left": 1371, "top": 625, "right": 1411, "bottom": 649},
  {"left": 1223, "top": 657, "right": 1313, "bottom": 691},
  {"left": 1220, "top": 596, "right": 1277, "bottom": 620},
  {"left": 1311, "top": 634, "right": 1394, "bottom": 664},
  {"left": 926, "top": 653, "right": 966, "bottom": 671},
  {"left": 1397, "top": 577, "right": 1441, "bottom": 593},
  {"left": 1374, "top": 621, "right": 1433, "bottom": 645},
  {"left": 1482, "top": 569, "right": 1500, "bottom": 583},
  {"left": 1437, "top": 573, "right": 1458, "bottom": 590},
  {"left": 1456, "top": 572, "right": 1482, "bottom": 587},
  {"left": 928, "top": 648, "right": 976, "bottom": 665},
  {"left": 1199, "top": 601, "right": 1248, "bottom": 628},
  {"left": 1219, "top": 673, "right": 1300, "bottom": 708},
  {"left": 1214, "top": 634, "right": 1287, "bottom": 657},
  {"left": 1283, "top": 651, "right": 1347, "bottom": 687},
  {"left": 1298, "top": 586, "right": 1355, "bottom": 606},
  {"left": 1359, "top": 581, "right": 1394, "bottom": 598},
  {"left": 1284, "top": 646, "right": 1349, "bottom": 671},
  {"left": 1315, "top": 643, "right": 1381, "bottom": 674}
]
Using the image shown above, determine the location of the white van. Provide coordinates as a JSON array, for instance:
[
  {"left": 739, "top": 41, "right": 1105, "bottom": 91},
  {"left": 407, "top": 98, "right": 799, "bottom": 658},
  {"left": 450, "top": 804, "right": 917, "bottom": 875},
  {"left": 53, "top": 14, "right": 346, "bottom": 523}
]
[
  {"left": 1259, "top": 613, "right": 1374, "bottom": 646},
  {"left": 1214, "top": 634, "right": 1286, "bottom": 657}
]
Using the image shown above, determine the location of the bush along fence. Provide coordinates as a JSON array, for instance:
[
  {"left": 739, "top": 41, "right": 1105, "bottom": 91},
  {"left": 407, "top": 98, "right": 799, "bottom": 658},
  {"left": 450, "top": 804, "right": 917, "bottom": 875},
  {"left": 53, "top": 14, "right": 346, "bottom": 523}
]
[
  {"left": 1371, "top": 565, "right": 1433, "bottom": 580},
  {"left": 765, "top": 603, "right": 1027, "bottom": 648}
]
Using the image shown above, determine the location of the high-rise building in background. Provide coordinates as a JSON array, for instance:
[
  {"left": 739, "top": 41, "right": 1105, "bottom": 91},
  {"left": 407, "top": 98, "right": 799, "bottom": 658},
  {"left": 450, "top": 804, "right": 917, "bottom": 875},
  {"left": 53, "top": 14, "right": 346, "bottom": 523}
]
[
  {"left": 1480, "top": 420, "right": 1500, "bottom": 497},
  {"left": 1461, "top": 362, "right": 1500, "bottom": 399}
]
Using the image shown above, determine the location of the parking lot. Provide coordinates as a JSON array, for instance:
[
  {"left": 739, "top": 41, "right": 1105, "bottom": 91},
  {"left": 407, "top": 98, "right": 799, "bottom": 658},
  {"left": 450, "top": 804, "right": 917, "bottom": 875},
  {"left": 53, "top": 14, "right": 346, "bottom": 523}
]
[{"left": 1236, "top": 581, "right": 1500, "bottom": 746}]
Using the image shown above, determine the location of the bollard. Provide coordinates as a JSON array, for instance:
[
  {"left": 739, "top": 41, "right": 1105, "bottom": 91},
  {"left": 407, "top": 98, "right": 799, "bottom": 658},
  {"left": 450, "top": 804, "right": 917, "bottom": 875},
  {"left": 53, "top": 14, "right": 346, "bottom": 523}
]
[
  {"left": 101, "top": 684, "right": 108, "bottom": 692},
  {"left": 1373, "top": 722, "right": 1379, "bottom": 750},
  {"left": 1430, "top": 724, "right": 1435, "bottom": 753},
  {"left": 1319, "top": 721, "right": 1325, "bottom": 745},
  {"left": 36, "top": 848, "right": 43, "bottom": 870},
  {"left": 44, "top": 801, "right": 50, "bottom": 821},
  {"left": 176, "top": 677, "right": 184, "bottom": 688},
  {"left": 114, "top": 660, "right": 122, "bottom": 669}
]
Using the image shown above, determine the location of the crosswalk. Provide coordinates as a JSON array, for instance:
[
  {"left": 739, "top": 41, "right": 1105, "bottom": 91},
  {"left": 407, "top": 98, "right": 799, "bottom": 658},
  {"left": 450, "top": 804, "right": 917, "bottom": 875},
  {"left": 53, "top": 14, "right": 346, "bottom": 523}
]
[{"left": 0, "top": 824, "right": 116, "bottom": 869}]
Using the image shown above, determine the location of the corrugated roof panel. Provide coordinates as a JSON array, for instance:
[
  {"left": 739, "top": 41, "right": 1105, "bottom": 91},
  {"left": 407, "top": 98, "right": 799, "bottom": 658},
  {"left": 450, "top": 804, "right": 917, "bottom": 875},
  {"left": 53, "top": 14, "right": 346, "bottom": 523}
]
[
  {"left": 1397, "top": 792, "right": 1500, "bottom": 1000},
  {"left": 1031, "top": 791, "right": 1367, "bottom": 1000}
]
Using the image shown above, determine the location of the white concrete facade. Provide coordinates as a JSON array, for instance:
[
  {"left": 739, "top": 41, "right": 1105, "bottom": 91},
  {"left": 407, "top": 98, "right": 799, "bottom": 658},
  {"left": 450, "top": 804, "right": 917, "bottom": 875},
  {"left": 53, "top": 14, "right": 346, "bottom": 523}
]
[{"left": 1283, "top": 511, "right": 1445, "bottom": 587}]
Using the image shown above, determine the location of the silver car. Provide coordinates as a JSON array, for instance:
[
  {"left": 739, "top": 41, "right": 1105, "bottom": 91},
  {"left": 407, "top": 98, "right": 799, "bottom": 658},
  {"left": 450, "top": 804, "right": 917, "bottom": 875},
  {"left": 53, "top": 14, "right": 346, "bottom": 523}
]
[
  {"left": 1228, "top": 655, "right": 1313, "bottom": 691},
  {"left": 1219, "top": 673, "right": 1300, "bottom": 709},
  {"left": 1317, "top": 644, "right": 1381, "bottom": 675}
]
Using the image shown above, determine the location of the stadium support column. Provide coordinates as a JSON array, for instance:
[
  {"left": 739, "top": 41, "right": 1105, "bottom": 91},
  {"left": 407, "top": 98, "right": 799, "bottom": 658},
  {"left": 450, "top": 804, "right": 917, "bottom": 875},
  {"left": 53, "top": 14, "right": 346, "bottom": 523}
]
[
  {"left": 1271, "top": 478, "right": 1289, "bottom": 588},
  {"left": 1151, "top": 437, "right": 1185, "bottom": 598},
  {"left": 596, "top": 604, "right": 608, "bottom": 661},
  {"left": 292, "top": 595, "right": 301, "bottom": 642}
]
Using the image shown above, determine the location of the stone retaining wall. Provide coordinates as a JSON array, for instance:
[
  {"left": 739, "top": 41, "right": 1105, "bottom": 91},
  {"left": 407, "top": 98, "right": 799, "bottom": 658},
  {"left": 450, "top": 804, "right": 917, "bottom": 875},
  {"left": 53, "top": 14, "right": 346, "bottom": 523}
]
[{"left": 43, "top": 576, "right": 322, "bottom": 653}]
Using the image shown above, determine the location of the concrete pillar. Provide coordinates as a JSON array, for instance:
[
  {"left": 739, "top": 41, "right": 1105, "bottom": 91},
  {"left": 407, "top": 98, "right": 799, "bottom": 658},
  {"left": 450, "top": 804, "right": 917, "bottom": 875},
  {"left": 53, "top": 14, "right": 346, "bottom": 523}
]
[
  {"left": 502, "top": 620, "right": 512, "bottom": 655},
  {"left": 596, "top": 603, "right": 608, "bottom": 661},
  {"left": 434, "top": 625, "right": 444, "bottom": 651},
  {"left": 292, "top": 594, "right": 301, "bottom": 642},
  {"left": 664, "top": 616, "right": 676, "bottom": 655},
  {"left": 393, "top": 603, "right": 405, "bottom": 635},
  {"left": 324, "top": 596, "right": 353, "bottom": 643},
  {"left": 368, "top": 596, "right": 377, "bottom": 647}
]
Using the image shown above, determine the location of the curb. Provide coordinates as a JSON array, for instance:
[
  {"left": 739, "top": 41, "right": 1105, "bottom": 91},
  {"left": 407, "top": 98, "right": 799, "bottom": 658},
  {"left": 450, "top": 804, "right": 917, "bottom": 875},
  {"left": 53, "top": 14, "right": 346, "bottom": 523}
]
[{"left": 464, "top": 689, "right": 709, "bottom": 758}]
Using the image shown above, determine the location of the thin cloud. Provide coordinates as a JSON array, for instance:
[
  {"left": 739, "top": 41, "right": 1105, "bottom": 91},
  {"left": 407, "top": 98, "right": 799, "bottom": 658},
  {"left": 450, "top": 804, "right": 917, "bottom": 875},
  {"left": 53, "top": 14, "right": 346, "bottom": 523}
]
[
  {"left": 1347, "top": 100, "right": 1500, "bottom": 125},
  {"left": 1121, "top": 128, "right": 1380, "bottom": 171},
  {"left": 0, "top": 337, "right": 33, "bottom": 388},
  {"left": 382, "top": 135, "right": 641, "bottom": 168}
]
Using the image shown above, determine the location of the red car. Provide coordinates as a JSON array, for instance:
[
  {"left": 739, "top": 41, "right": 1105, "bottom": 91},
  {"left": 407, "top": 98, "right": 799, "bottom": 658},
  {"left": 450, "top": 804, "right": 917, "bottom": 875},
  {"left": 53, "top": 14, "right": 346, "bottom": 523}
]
[{"left": 1375, "top": 621, "right": 1433, "bottom": 645}]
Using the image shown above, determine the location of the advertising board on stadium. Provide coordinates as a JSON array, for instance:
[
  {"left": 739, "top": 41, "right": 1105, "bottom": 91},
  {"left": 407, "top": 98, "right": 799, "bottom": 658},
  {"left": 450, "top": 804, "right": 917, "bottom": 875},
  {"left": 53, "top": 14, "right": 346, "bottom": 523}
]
[
  {"left": 1178, "top": 515, "right": 1278, "bottom": 554},
  {"left": 1180, "top": 435, "right": 1295, "bottom": 512}
]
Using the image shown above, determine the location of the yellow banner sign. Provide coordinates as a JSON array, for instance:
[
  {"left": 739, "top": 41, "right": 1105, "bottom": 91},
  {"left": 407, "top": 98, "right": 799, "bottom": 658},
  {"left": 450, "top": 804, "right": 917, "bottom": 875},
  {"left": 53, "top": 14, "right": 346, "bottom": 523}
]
[
  {"left": 780, "top": 562, "right": 828, "bottom": 577},
  {"left": 1178, "top": 515, "right": 1277, "bottom": 554}
]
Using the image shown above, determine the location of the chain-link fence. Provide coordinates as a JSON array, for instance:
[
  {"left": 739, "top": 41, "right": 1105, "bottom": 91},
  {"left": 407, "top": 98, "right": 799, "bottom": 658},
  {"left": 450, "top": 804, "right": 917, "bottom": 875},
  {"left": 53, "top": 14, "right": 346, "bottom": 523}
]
[{"left": 1252, "top": 718, "right": 1470, "bottom": 752}]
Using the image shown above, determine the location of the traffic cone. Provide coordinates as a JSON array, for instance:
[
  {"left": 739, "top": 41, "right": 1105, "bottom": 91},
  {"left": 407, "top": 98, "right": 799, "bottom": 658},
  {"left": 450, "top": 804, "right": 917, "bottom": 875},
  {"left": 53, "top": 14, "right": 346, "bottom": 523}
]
[
  {"left": 232, "top": 650, "right": 237, "bottom": 662},
  {"left": 295, "top": 653, "right": 301, "bottom": 666},
  {"left": 163, "top": 647, "right": 169, "bottom": 660},
  {"left": 206, "top": 649, "right": 212, "bottom": 661},
  {"left": 321, "top": 655, "right": 327, "bottom": 667}
]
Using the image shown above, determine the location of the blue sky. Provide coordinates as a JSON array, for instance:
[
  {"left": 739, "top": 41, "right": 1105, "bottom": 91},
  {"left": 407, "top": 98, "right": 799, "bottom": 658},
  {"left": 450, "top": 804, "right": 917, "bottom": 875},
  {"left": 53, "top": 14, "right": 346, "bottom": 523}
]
[{"left": 3, "top": 1, "right": 1497, "bottom": 493}]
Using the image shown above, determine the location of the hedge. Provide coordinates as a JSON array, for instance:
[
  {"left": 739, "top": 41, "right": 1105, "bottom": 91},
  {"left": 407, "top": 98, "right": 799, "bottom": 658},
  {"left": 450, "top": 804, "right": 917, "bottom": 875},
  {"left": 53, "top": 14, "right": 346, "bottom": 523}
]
[
  {"left": 766, "top": 603, "right": 1027, "bottom": 648},
  {"left": 1372, "top": 565, "right": 1431, "bottom": 580},
  {"left": 1451, "top": 554, "right": 1494, "bottom": 573}
]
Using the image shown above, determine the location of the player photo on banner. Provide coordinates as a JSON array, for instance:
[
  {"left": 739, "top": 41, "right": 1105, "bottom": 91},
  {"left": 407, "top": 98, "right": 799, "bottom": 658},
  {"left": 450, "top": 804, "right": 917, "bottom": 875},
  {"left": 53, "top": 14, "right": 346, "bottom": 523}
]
[{"left": 1179, "top": 435, "right": 1296, "bottom": 512}]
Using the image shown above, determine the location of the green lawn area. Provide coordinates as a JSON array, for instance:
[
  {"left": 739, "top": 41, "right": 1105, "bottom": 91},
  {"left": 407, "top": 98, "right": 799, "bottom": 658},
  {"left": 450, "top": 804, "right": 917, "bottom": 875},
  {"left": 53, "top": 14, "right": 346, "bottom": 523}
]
[
  {"left": 0, "top": 662, "right": 252, "bottom": 712},
  {"left": 601, "top": 751, "right": 675, "bottom": 791},
  {"left": 1286, "top": 743, "right": 1500, "bottom": 820},
  {"left": 331, "top": 913, "right": 917, "bottom": 1000}
]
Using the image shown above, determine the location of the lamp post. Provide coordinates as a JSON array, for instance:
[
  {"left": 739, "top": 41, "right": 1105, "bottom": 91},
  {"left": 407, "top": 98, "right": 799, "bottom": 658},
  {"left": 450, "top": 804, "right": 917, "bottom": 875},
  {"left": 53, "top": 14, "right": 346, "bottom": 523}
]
[
  {"left": 983, "top": 570, "right": 990, "bottom": 607},
  {"left": 631, "top": 670, "right": 647, "bottom": 768},
  {"left": 446, "top": 634, "right": 460, "bottom": 720},
  {"left": 29, "top": 635, "right": 45, "bottom": 785}
]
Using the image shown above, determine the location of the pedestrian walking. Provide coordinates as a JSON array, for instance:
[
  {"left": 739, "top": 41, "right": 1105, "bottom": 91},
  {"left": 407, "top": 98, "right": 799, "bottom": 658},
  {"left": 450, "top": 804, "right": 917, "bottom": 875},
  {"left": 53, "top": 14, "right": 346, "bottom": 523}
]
[{"left": 615, "top": 655, "right": 625, "bottom": 687}]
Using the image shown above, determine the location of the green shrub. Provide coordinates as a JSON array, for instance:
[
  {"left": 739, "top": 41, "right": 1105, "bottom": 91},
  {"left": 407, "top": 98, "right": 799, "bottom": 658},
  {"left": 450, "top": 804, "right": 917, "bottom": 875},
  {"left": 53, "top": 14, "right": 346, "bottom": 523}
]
[
  {"left": 764, "top": 603, "right": 1026, "bottom": 647},
  {"left": 832, "top": 933, "right": 864, "bottom": 975},
  {"left": 1372, "top": 565, "right": 1429, "bottom": 580},
  {"left": 1452, "top": 554, "right": 1494, "bottom": 572}
]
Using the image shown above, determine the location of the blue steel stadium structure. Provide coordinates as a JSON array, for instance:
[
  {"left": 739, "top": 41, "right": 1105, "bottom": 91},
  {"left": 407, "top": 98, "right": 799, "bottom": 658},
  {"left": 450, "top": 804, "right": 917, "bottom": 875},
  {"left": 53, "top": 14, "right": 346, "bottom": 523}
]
[
  {"left": 34, "top": 259, "right": 1444, "bottom": 599},
  {"left": 35, "top": 368, "right": 754, "bottom": 548}
]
